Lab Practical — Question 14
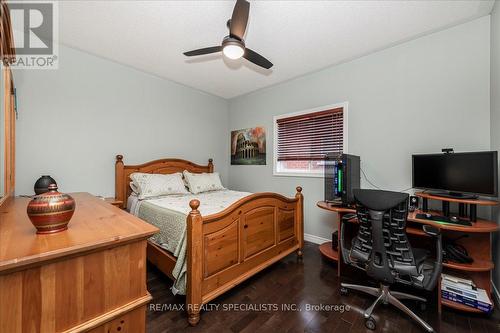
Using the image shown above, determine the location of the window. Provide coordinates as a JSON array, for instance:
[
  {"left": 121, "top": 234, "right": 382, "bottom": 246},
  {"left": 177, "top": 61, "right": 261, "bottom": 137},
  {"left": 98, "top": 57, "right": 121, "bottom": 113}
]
[{"left": 273, "top": 103, "right": 347, "bottom": 177}]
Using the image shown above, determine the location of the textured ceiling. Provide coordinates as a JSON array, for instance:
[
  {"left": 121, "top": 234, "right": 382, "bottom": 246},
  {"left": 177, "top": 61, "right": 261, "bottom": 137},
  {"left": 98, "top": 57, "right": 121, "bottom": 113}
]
[{"left": 56, "top": 0, "right": 494, "bottom": 99}]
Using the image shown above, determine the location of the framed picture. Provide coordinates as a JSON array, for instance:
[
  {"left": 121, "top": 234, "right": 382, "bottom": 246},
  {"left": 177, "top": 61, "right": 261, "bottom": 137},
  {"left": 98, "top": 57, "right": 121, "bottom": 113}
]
[{"left": 231, "top": 127, "right": 266, "bottom": 165}]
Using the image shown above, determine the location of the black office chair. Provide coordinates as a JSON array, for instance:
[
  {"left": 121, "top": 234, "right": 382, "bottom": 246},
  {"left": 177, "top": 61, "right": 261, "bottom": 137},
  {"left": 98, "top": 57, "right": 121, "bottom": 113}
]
[{"left": 339, "top": 189, "right": 442, "bottom": 332}]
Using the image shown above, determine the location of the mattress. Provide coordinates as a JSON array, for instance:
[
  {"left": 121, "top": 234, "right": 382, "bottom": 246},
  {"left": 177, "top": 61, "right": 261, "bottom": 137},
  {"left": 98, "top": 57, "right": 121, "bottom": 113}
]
[{"left": 128, "top": 189, "right": 251, "bottom": 295}]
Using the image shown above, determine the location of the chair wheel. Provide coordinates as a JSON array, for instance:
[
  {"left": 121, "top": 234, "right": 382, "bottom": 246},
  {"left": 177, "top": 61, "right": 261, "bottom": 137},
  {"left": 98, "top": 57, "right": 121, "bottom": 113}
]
[
  {"left": 419, "top": 301, "right": 427, "bottom": 311},
  {"left": 365, "top": 316, "right": 376, "bottom": 330},
  {"left": 340, "top": 286, "right": 349, "bottom": 296}
]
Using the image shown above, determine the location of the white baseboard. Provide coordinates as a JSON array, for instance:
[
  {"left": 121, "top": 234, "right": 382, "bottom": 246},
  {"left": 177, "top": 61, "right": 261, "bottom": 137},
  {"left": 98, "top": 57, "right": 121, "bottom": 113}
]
[
  {"left": 304, "top": 233, "right": 330, "bottom": 245},
  {"left": 492, "top": 281, "right": 500, "bottom": 306}
]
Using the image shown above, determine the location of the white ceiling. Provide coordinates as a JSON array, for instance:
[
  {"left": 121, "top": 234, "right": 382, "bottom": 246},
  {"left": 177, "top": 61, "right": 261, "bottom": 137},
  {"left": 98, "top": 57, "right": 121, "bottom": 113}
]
[{"left": 57, "top": 0, "right": 494, "bottom": 99}]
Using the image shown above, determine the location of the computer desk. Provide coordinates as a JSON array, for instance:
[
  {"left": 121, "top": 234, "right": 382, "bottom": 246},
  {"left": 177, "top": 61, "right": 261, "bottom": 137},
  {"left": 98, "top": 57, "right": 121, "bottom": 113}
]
[{"left": 317, "top": 198, "right": 498, "bottom": 315}]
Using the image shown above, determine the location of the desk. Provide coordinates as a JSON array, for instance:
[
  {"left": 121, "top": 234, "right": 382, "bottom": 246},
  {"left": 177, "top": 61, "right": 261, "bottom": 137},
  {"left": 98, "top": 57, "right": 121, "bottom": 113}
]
[{"left": 317, "top": 200, "right": 498, "bottom": 314}]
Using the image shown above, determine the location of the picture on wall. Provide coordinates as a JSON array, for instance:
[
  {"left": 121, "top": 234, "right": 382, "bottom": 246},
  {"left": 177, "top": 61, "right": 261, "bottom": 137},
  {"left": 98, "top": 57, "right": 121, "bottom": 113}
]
[{"left": 231, "top": 127, "right": 266, "bottom": 165}]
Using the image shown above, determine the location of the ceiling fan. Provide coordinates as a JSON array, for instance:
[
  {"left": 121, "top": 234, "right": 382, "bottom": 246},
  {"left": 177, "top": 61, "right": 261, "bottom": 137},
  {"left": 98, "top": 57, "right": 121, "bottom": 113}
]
[{"left": 183, "top": 0, "right": 273, "bottom": 69}]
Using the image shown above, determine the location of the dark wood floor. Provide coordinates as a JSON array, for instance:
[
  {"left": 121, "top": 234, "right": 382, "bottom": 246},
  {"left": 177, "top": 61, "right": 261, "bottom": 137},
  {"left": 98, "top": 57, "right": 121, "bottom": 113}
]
[{"left": 146, "top": 242, "right": 500, "bottom": 333}]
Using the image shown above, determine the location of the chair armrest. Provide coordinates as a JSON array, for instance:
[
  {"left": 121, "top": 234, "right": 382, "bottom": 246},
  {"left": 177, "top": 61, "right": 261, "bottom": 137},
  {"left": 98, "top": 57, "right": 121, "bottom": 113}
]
[
  {"left": 421, "top": 225, "right": 443, "bottom": 291},
  {"left": 422, "top": 224, "right": 440, "bottom": 237},
  {"left": 342, "top": 213, "right": 357, "bottom": 222},
  {"left": 339, "top": 213, "right": 356, "bottom": 264}
]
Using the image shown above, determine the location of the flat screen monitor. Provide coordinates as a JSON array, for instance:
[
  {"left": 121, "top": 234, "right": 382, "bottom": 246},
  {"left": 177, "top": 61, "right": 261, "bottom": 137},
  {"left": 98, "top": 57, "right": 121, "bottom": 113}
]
[{"left": 412, "top": 151, "right": 498, "bottom": 197}]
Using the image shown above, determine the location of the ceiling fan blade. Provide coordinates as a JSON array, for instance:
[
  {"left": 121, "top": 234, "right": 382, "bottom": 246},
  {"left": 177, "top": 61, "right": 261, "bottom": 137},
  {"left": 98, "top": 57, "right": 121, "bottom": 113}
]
[
  {"left": 243, "top": 48, "right": 273, "bottom": 69},
  {"left": 183, "top": 46, "right": 222, "bottom": 56},
  {"left": 230, "top": 0, "right": 249, "bottom": 40}
]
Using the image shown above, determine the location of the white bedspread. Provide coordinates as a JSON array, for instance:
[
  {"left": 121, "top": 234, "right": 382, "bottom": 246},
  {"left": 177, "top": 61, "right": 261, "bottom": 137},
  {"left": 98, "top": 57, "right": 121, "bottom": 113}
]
[{"left": 139, "top": 189, "right": 252, "bottom": 216}]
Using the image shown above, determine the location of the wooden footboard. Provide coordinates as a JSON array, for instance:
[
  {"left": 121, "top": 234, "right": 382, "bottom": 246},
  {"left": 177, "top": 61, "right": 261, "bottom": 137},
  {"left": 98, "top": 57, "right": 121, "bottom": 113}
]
[
  {"left": 186, "top": 188, "right": 304, "bottom": 325},
  {"left": 114, "top": 155, "right": 303, "bottom": 326}
]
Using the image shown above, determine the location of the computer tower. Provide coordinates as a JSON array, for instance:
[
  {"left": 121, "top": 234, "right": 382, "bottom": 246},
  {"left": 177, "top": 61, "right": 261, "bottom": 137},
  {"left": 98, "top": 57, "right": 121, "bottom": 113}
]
[{"left": 324, "top": 153, "right": 360, "bottom": 205}]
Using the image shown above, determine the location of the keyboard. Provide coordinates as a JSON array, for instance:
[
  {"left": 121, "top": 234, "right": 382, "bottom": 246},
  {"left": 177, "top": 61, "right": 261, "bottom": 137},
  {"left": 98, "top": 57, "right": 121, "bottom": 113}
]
[{"left": 415, "top": 213, "right": 472, "bottom": 226}]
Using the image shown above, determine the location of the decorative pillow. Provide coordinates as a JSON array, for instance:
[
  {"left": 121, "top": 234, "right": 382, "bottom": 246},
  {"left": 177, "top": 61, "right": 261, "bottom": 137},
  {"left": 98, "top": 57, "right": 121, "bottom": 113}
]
[
  {"left": 183, "top": 171, "right": 225, "bottom": 194},
  {"left": 130, "top": 172, "right": 189, "bottom": 199}
]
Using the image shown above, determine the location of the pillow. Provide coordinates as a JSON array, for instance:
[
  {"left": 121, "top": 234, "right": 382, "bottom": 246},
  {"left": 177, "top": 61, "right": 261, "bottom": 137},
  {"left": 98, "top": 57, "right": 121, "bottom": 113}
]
[
  {"left": 130, "top": 181, "right": 139, "bottom": 194},
  {"left": 130, "top": 172, "right": 189, "bottom": 199},
  {"left": 183, "top": 171, "right": 225, "bottom": 194}
]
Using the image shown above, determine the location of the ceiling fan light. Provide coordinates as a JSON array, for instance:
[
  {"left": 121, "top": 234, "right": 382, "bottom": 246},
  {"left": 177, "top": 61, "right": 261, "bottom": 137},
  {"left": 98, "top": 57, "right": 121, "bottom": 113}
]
[{"left": 222, "top": 44, "right": 244, "bottom": 59}]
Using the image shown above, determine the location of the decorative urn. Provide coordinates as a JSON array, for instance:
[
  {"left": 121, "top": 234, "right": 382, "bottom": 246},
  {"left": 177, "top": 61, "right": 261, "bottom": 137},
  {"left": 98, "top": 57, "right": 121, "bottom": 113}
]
[
  {"left": 34, "top": 175, "right": 57, "bottom": 195},
  {"left": 27, "top": 184, "right": 76, "bottom": 234}
]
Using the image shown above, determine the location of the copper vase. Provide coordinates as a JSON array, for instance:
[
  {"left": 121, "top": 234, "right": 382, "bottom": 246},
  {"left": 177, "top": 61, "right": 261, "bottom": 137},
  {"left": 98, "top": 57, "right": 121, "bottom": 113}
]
[{"left": 27, "top": 184, "right": 76, "bottom": 234}]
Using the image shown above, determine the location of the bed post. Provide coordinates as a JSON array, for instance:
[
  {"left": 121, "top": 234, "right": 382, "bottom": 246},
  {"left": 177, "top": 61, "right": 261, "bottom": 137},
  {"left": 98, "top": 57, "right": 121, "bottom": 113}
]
[
  {"left": 115, "top": 155, "right": 125, "bottom": 208},
  {"left": 295, "top": 186, "right": 304, "bottom": 258},
  {"left": 187, "top": 199, "right": 203, "bottom": 326},
  {"left": 208, "top": 158, "right": 214, "bottom": 173}
]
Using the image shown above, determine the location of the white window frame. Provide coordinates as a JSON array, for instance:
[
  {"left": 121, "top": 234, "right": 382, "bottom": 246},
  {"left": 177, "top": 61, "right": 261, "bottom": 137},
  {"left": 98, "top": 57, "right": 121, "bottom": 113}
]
[{"left": 273, "top": 102, "right": 348, "bottom": 178}]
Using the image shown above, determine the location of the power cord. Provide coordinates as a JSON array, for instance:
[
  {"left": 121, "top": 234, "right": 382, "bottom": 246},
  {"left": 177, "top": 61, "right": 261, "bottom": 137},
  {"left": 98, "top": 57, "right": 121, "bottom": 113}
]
[
  {"left": 360, "top": 167, "right": 381, "bottom": 190},
  {"left": 360, "top": 167, "right": 413, "bottom": 193}
]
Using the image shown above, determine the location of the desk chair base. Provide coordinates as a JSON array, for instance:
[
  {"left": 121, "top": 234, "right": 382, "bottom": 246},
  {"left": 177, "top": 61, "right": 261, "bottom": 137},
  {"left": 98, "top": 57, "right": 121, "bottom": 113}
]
[{"left": 340, "top": 282, "right": 434, "bottom": 332}]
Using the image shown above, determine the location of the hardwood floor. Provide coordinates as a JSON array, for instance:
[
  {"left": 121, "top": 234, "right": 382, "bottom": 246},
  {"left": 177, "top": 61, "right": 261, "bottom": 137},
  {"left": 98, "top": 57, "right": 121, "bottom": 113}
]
[{"left": 146, "top": 242, "right": 500, "bottom": 333}]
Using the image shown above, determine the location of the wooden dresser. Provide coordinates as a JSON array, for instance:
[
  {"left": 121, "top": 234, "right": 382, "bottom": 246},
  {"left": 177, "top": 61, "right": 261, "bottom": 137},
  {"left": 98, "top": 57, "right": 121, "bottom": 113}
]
[{"left": 0, "top": 193, "right": 158, "bottom": 333}]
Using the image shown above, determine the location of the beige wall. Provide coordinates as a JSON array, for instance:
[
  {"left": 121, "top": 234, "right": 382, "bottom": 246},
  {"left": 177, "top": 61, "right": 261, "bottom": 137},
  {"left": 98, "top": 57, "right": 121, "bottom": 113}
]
[{"left": 14, "top": 45, "right": 229, "bottom": 197}]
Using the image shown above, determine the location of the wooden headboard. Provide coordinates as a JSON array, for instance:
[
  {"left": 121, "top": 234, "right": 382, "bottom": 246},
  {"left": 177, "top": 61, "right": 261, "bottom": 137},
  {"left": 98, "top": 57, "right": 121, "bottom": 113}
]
[{"left": 114, "top": 154, "right": 213, "bottom": 208}]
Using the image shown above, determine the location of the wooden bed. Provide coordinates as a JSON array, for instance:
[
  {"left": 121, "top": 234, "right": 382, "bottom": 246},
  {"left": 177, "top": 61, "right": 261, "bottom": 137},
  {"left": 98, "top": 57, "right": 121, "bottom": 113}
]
[{"left": 114, "top": 155, "right": 304, "bottom": 325}]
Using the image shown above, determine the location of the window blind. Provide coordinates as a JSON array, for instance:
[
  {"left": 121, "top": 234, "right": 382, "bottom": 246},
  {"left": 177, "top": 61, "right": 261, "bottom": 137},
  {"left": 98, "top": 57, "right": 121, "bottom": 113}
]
[{"left": 276, "top": 107, "right": 343, "bottom": 161}]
